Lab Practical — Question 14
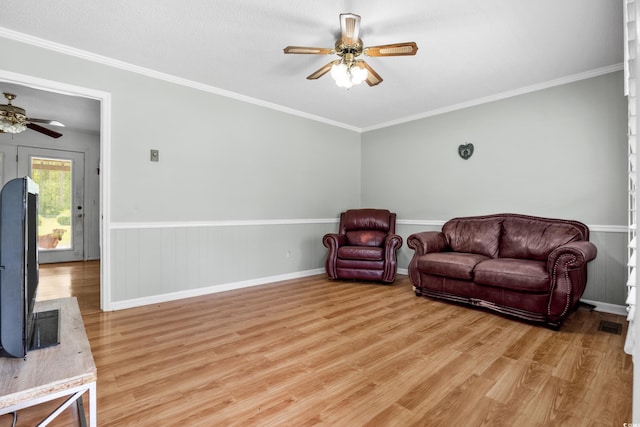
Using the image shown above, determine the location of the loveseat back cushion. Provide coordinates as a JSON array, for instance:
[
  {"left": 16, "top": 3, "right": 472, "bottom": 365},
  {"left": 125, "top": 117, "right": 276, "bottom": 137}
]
[
  {"left": 345, "top": 230, "right": 388, "bottom": 247},
  {"left": 442, "top": 217, "right": 503, "bottom": 258},
  {"left": 499, "top": 217, "right": 583, "bottom": 260}
]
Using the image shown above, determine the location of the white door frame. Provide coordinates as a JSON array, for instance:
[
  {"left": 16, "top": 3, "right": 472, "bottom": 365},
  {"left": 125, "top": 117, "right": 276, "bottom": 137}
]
[{"left": 0, "top": 70, "right": 112, "bottom": 311}]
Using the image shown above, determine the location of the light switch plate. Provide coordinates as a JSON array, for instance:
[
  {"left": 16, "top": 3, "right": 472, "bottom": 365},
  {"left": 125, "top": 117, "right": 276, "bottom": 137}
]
[{"left": 150, "top": 149, "right": 159, "bottom": 162}]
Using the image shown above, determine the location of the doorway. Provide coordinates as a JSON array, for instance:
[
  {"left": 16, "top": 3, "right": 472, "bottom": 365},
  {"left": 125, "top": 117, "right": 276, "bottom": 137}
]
[
  {"left": 18, "top": 146, "right": 85, "bottom": 263},
  {"left": 0, "top": 70, "right": 111, "bottom": 310}
]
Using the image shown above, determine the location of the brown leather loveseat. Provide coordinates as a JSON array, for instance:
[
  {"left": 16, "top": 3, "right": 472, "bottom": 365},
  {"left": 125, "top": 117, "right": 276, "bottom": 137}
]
[{"left": 407, "top": 213, "right": 597, "bottom": 328}]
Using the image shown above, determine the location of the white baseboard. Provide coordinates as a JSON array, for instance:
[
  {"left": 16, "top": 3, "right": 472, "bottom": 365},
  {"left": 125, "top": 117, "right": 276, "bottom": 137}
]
[
  {"left": 580, "top": 299, "right": 628, "bottom": 316},
  {"left": 108, "top": 268, "right": 628, "bottom": 319},
  {"left": 108, "top": 268, "right": 324, "bottom": 311}
]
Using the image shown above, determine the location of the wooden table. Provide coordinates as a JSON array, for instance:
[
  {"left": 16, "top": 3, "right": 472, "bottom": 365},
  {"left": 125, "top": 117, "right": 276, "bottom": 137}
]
[{"left": 0, "top": 297, "right": 97, "bottom": 426}]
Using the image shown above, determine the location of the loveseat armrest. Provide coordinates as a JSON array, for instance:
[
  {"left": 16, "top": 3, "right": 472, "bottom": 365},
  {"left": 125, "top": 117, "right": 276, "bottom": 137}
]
[
  {"left": 546, "top": 240, "right": 597, "bottom": 324},
  {"left": 407, "top": 231, "right": 448, "bottom": 256},
  {"left": 407, "top": 231, "right": 448, "bottom": 289},
  {"left": 546, "top": 240, "right": 598, "bottom": 273}
]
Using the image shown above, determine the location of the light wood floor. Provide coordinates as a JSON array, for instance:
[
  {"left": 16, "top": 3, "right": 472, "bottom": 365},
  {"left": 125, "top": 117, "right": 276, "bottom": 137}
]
[{"left": 2, "top": 261, "right": 632, "bottom": 426}]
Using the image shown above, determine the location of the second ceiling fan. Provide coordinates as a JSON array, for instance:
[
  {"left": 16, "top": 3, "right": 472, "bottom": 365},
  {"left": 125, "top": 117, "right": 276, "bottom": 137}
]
[
  {"left": 284, "top": 13, "right": 418, "bottom": 88},
  {"left": 0, "top": 93, "right": 64, "bottom": 138}
]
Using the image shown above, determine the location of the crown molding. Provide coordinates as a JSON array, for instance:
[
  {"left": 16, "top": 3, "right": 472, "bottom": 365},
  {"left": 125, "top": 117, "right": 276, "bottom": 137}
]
[
  {"left": 0, "top": 27, "right": 623, "bottom": 134},
  {"left": 0, "top": 27, "right": 361, "bottom": 133},
  {"left": 361, "top": 63, "right": 625, "bottom": 132}
]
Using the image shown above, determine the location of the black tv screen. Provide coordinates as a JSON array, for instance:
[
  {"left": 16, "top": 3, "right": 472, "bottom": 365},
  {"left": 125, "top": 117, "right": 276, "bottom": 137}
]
[{"left": 0, "top": 177, "right": 40, "bottom": 358}]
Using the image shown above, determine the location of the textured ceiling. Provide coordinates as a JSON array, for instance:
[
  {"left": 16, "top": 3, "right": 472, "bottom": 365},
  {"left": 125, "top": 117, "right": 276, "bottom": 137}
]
[{"left": 0, "top": 0, "right": 625, "bottom": 132}]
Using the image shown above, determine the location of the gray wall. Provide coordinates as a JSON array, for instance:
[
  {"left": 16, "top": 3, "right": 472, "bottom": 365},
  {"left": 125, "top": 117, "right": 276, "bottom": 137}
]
[
  {"left": 0, "top": 36, "right": 361, "bottom": 308},
  {"left": 0, "top": 37, "right": 362, "bottom": 221},
  {"left": 0, "top": 35, "right": 629, "bottom": 308},
  {"left": 361, "top": 72, "right": 627, "bottom": 224},
  {"left": 362, "top": 71, "right": 628, "bottom": 305},
  {"left": 108, "top": 77, "right": 362, "bottom": 222}
]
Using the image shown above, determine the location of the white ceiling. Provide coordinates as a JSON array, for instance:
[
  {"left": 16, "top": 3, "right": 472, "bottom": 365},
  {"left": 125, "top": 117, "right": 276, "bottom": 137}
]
[{"left": 0, "top": 0, "right": 624, "bottom": 132}]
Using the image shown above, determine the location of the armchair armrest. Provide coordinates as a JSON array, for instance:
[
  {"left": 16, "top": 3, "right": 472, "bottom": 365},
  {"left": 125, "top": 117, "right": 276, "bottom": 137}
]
[
  {"left": 382, "top": 233, "right": 403, "bottom": 283},
  {"left": 407, "top": 231, "right": 448, "bottom": 256},
  {"left": 322, "top": 233, "right": 346, "bottom": 279},
  {"left": 322, "top": 233, "right": 347, "bottom": 249},
  {"left": 384, "top": 233, "right": 404, "bottom": 252}
]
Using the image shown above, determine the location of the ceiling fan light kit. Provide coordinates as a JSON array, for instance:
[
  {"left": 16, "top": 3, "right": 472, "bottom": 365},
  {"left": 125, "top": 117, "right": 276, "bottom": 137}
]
[
  {"left": 284, "top": 13, "right": 418, "bottom": 89},
  {"left": 330, "top": 57, "right": 368, "bottom": 88},
  {"left": 0, "top": 93, "right": 27, "bottom": 134},
  {"left": 0, "top": 93, "right": 64, "bottom": 138}
]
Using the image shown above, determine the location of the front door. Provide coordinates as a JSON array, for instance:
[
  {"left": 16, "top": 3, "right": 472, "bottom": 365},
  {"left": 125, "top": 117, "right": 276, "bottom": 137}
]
[{"left": 18, "top": 146, "right": 85, "bottom": 263}]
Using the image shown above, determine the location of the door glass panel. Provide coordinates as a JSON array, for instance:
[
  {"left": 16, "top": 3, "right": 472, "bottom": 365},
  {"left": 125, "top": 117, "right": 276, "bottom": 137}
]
[{"left": 31, "top": 157, "right": 73, "bottom": 251}]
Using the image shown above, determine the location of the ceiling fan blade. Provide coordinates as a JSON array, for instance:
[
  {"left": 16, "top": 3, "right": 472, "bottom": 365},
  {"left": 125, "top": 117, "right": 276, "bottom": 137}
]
[
  {"left": 283, "top": 46, "right": 334, "bottom": 55},
  {"left": 364, "top": 42, "right": 419, "bottom": 57},
  {"left": 360, "top": 61, "right": 383, "bottom": 86},
  {"left": 340, "top": 13, "right": 361, "bottom": 46},
  {"left": 306, "top": 60, "right": 339, "bottom": 80},
  {"left": 26, "top": 123, "right": 63, "bottom": 139},
  {"left": 27, "top": 117, "right": 65, "bottom": 127}
]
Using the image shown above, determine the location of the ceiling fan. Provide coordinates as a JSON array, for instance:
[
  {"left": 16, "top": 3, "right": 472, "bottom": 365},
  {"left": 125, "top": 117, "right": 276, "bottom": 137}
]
[
  {"left": 284, "top": 13, "right": 418, "bottom": 88},
  {"left": 0, "top": 92, "right": 64, "bottom": 138}
]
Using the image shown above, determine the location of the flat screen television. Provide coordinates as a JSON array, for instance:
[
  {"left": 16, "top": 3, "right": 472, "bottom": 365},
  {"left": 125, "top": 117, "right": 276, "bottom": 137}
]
[{"left": 0, "top": 177, "right": 58, "bottom": 359}]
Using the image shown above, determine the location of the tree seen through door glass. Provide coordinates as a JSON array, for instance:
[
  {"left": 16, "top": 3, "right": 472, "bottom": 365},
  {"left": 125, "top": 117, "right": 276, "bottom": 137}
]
[{"left": 31, "top": 157, "right": 73, "bottom": 251}]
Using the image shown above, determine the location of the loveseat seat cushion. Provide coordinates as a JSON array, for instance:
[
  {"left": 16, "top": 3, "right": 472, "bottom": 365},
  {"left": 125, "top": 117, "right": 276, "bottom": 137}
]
[
  {"left": 442, "top": 217, "right": 503, "bottom": 258},
  {"left": 338, "top": 246, "right": 384, "bottom": 261},
  {"left": 474, "top": 258, "right": 549, "bottom": 292},
  {"left": 417, "top": 252, "right": 490, "bottom": 280},
  {"left": 499, "top": 217, "right": 583, "bottom": 260}
]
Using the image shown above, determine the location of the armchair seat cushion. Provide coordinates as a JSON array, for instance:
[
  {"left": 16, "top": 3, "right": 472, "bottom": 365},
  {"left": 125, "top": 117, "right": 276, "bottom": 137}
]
[
  {"left": 338, "top": 246, "right": 384, "bottom": 261},
  {"left": 474, "top": 258, "right": 549, "bottom": 293},
  {"left": 417, "top": 252, "right": 488, "bottom": 280},
  {"left": 337, "top": 259, "right": 385, "bottom": 270}
]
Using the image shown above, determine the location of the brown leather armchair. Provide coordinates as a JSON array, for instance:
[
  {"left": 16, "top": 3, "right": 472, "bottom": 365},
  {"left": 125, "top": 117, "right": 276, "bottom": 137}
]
[{"left": 323, "top": 209, "right": 403, "bottom": 283}]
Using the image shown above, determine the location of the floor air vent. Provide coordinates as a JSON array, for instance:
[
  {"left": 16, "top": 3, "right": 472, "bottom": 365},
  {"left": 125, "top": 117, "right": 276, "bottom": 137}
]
[{"left": 598, "top": 320, "right": 622, "bottom": 335}]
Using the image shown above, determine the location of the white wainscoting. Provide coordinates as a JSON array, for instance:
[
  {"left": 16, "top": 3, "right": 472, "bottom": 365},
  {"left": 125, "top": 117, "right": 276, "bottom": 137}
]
[
  {"left": 109, "top": 219, "right": 337, "bottom": 310},
  {"left": 108, "top": 219, "right": 628, "bottom": 314}
]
